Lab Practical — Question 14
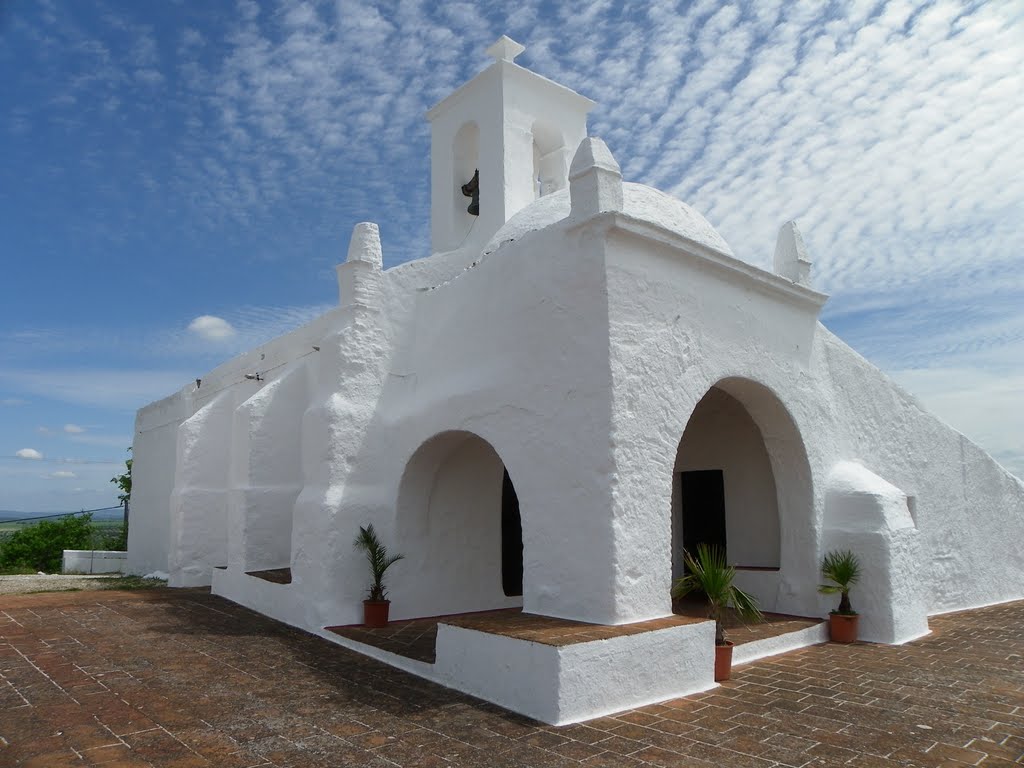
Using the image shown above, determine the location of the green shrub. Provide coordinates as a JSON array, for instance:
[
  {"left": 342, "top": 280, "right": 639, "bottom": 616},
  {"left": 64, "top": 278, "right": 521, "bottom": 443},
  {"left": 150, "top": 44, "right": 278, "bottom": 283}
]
[
  {"left": 97, "top": 521, "right": 128, "bottom": 552},
  {"left": 0, "top": 513, "right": 95, "bottom": 573}
]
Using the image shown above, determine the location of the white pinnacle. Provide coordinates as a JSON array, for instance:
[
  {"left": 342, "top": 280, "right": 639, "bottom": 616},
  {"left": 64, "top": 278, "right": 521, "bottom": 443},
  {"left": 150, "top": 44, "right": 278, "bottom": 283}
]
[{"left": 486, "top": 35, "right": 525, "bottom": 63}]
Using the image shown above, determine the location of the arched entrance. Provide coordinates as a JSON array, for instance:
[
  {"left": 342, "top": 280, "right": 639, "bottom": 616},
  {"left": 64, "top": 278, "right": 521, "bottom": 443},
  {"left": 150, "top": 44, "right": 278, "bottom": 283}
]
[
  {"left": 671, "top": 378, "right": 812, "bottom": 611},
  {"left": 395, "top": 431, "right": 523, "bottom": 619}
]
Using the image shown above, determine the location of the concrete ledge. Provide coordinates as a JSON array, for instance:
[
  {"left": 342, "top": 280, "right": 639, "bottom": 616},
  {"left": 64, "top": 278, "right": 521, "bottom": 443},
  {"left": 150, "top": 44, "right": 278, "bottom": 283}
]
[
  {"left": 315, "top": 626, "right": 437, "bottom": 680},
  {"left": 211, "top": 565, "right": 306, "bottom": 629},
  {"left": 434, "top": 618, "right": 716, "bottom": 725},
  {"left": 733, "top": 621, "right": 828, "bottom": 667},
  {"left": 62, "top": 550, "right": 127, "bottom": 574}
]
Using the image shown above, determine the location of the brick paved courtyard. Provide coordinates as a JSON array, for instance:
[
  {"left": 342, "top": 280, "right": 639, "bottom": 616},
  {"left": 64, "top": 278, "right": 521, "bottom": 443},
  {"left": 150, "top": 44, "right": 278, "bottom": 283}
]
[{"left": 1, "top": 588, "right": 1021, "bottom": 767}]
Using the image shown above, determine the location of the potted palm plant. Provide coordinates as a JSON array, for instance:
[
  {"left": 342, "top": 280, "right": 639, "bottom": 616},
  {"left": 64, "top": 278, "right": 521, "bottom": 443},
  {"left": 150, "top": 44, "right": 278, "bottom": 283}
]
[
  {"left": 819, "top": 549, "right": 861, "bottom": 643},
  {"left": 672, "top": 543, "right": 762, "bottom": 681},
  {"left": 353, "top": 524, "right": 404, "bottom": 628}
]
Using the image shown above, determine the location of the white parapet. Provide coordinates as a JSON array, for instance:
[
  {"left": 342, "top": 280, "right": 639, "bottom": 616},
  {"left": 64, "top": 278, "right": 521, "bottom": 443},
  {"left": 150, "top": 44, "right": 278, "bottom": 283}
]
[
  {"left": 773, "top": 220, "right": 812, "bottom": 286},
  {"left": 62, "top": 549, "right": 127, "bottom": 574},
  {"left": 337, "top": 222, "right": 383, "bottom": 307},
  {"left": 569, "top": 137, "right": 624, "bottom": 220}
]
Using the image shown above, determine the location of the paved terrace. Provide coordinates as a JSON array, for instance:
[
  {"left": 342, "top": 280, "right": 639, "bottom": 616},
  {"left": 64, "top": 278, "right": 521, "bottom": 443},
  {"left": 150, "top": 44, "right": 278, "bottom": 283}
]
[{"left": 1, "top": 588, "right": 1021, "bottom": 767}]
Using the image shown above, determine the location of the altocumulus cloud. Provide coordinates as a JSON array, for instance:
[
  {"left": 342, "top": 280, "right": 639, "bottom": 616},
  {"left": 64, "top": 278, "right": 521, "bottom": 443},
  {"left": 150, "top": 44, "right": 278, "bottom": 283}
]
[
  {"left": 16, "top": 448, "right": 43, "bottom": 460},
  {"left": 187, "top": 315, "right": 236, "bottom": 341}
]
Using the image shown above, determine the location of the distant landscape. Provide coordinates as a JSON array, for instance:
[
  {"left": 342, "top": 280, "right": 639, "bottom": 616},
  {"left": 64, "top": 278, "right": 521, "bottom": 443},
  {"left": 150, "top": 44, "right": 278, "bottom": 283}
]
[{"left": 0, "top": 508, "right": 125, "bottom": 524}]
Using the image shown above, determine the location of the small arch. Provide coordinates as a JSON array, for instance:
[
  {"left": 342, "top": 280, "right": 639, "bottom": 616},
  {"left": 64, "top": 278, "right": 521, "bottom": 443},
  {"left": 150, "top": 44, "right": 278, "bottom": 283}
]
[
  {"left": 451, "top": 122, "right": 480, "bottom": 242},
  {"left": 531, "top": 119, "right": 567, "bottom": 198},
  {"left": 394, "top": 430, "right": 524, "bottom": 618}
]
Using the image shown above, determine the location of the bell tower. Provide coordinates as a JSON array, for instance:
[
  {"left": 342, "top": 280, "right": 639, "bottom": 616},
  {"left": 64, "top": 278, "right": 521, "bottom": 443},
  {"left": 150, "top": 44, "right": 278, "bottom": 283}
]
[{"left": 426, "top": 36, "right": 596, "bottom": 254}]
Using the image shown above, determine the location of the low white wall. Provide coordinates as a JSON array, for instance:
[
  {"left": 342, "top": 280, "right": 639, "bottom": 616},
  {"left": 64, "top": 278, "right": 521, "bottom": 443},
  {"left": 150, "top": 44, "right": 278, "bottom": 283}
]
[
  {"left": 435, "top": 625, "right": 561, "bottom": 723},
  {"left": 211, "top": 567, "right": 309, "bottom": 629},
  {"left": 732, "top": 621, "right": 828, "bottom": 667},
  {"left": 434, "top": 620, "right": 716, "bottom": 725},
  {"left": 63, "top": 550, "right": 127, "bottom": 574}
]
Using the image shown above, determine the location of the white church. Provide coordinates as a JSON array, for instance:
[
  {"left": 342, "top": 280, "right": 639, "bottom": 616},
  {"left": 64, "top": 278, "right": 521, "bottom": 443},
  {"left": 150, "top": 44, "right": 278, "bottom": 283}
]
[{"left": 128, "top": 38, "right": 1024, "bottom": 724}]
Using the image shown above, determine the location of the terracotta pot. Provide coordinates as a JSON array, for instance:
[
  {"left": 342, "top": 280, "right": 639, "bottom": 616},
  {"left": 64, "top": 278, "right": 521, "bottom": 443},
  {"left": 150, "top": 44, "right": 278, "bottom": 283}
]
[
  {"left": 829, "top": 612, "right": 859, "bottom": 643},
  {"left": 363, "top": 600, "right": 391, "bottom": 628},
  {"left": 714, "top": 641, "right": 734, "bottom": 682}
]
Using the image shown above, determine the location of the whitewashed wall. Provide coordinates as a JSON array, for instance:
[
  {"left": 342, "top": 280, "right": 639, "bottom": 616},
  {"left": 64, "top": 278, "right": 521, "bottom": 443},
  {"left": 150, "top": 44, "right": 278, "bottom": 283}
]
[
  {"left": 604, "top": 207, "right": 825, "bottom": 620},
  {"left": 814, "top": 330, "right": 1024, "bottom": 615},
  {"left": 603, "top": 207, "right": 1024, "bottom": 623},
  {"left": 167, "top": 390, "right": 236, "bottom": 586},
  {"left": 127, "top": 390, "right": 189, "bottom": 577},
  {"left": 227, "top": 364, "right": 307, "bottom": 572}
]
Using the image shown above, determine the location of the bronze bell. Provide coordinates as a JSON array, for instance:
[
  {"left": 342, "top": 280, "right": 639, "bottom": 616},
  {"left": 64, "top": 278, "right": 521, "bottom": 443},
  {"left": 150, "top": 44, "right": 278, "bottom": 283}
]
[{"left": 461, "top": 169, "right": 480, "bottom": 216}]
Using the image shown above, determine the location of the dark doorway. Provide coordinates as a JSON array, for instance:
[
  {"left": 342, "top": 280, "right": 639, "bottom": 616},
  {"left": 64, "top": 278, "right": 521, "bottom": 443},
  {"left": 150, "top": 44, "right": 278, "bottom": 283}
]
[
  {"left": 501, "top": 469, "right": 523, "bottom": 597},
  {"left": 680, "top": 469, "right": 727, "bottom": 561}
]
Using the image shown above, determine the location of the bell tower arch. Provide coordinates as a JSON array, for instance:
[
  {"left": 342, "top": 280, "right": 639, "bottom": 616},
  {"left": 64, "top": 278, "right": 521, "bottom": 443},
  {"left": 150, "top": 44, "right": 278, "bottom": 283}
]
[{"left": 426, "top": 36, "right": 595, "bottom": 254}]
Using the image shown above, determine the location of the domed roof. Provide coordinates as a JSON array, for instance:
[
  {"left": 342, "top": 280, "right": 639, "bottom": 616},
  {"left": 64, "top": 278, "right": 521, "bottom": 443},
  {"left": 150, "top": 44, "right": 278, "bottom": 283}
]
[{"left": 483, "top": 182, "right": 734, "bottom": 257}]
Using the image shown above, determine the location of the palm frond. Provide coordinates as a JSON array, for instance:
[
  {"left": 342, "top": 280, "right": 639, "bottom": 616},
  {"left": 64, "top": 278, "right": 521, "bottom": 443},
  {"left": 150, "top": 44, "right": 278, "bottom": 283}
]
[
  {"left": 672, "top": 543, "right": 762, "bottom": 643},
  {"left": 820, "top": 550, "right": 860, "bottom": 590},
  {"left": 729, "top": 582, "right": 762, "bottom": 623},
  {"left": 353, "top": 524, "right": 404, "bottom": 601},
  {"left": 819, "top": 549, "right": 861, "bottom": 614}
]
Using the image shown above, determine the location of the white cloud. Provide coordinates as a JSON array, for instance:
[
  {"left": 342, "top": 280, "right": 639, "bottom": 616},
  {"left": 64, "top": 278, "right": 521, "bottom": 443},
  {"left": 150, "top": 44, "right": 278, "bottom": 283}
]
[
  {"left": 169, "top": 303, "right": 331, "bottom": 359},
  {"left": 1, "top": 398, "right": 28, "bottom": 406},
  {"left": 187, "top": 315, "right": 237, "bottom": 341},
  {"left": 49, "top": 470, "right": 76, "bottom": 479},
  {"left": 16, "top": 448, "right": 43, "bottom": 460},
  {"left": 63, "top": 423, "right": 86, "bottom": 434},
  {"left": 37, "top": 426, "right": 54, "bottom": 436}
]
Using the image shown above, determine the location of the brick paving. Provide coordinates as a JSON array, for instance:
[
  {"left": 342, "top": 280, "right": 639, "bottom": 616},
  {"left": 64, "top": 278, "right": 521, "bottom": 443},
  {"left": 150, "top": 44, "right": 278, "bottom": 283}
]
[{"left": 1, "top": 589, "right": 1022, "bottom": 767}]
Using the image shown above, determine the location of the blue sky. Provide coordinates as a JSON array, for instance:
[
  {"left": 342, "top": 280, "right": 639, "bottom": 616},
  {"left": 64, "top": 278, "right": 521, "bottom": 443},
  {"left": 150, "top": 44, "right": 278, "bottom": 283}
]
[{"left": 1, "top": 0, "right": 1022, "bottom": 512}]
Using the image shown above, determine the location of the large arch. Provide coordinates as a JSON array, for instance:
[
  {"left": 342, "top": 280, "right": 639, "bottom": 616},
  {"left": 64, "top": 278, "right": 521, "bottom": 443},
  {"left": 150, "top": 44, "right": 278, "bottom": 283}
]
[
  {"left": 393, "top": 430, "right": 524, "bottom": 619},
  {"left": 671, "top": 378, "right": 813, "bottom": 612}
]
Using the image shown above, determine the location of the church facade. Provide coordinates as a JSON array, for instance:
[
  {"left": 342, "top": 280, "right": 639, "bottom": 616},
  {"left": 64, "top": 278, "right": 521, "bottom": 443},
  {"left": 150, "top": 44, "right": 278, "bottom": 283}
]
[{"left": 128, "top": 38, "right": 1024, "bottom": 724}]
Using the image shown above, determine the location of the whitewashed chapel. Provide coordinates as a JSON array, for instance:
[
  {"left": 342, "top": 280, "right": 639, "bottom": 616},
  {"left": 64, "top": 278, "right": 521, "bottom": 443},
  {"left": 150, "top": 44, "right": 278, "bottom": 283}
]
[{"left": 128, "top": 38, "right": 1024, "bottom": 724}]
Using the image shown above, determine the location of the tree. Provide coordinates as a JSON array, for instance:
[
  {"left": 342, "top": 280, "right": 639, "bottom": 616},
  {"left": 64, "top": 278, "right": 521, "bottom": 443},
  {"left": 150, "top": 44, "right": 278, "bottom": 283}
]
[
  {"left": 108, "top": 448, "right": 132, "bottom": 550},
  {"left": 0, "top": 513, "right": 95, "bottom": 572},
  {"left": 111, "top": 447, "right": 132, "bottom": 506}
]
